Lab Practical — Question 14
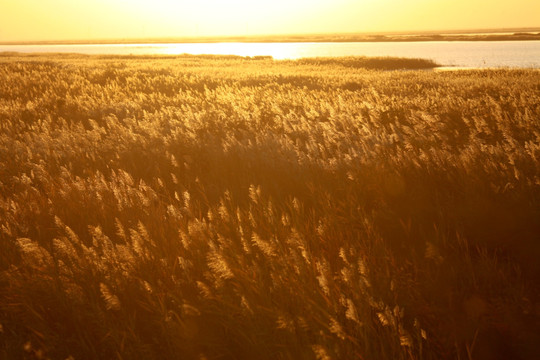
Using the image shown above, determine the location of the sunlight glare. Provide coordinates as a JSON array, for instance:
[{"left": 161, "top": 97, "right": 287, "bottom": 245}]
[{"left": 160, "top": 43, "right": 293, "bottom": 59}]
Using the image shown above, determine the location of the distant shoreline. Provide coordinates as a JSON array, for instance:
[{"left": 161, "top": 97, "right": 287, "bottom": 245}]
[{"left": 2, "top": 31, "right": 540, "bottom": 46}]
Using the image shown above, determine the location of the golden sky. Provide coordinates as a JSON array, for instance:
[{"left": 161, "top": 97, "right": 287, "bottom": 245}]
[{"left": 1, "top": 0, "right": 539, "bottom": 42}]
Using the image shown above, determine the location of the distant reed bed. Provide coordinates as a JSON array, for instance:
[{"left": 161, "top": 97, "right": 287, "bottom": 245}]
[
  {"left": 0, "top": 54, "right": 538, "bottom": 359},
  {"left": 294, "top": 56, "right": 438, "bottom": 69}
]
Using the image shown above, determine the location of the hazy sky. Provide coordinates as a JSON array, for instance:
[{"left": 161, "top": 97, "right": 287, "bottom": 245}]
[{"left": 1, "top": 0, "right": 539, "bottom": 42}]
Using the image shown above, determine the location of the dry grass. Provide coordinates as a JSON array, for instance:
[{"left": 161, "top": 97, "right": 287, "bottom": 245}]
[
  {"left": 294, "top": 56, "right": 438, "bottom": 70},
  {"left": 0, "top": 54, "right": 539, "bottom": 359}
]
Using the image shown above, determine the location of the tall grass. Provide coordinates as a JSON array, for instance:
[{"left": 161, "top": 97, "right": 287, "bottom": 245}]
[
  {"left": 0, "top": 54, "right": 539, "bottom": 359},
  {"left": 294, "top": 56, "right": 438, "bottom": 70}
]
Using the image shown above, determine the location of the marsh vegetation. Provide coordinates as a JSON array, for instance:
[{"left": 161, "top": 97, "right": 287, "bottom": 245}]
[{"left": 0, "top": 54, "right": 539, "bottom": 359}]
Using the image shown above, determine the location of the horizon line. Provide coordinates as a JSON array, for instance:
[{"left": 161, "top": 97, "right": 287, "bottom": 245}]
[{"left": 2, "top": 26, "right": 540, "bottom": 46}]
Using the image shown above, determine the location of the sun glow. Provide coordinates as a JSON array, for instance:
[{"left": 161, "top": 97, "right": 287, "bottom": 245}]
[
  {"left": 109, "top": 0, "right": 333, "bottom": 37},
  {"left": 1, "top": 0, "right": 539, "bottom": 42},
  {"left": 158, "top": 42, "right": 291, "bottom": 59}
]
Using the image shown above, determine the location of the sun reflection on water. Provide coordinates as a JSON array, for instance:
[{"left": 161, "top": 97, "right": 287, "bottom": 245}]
[{"left": 157, "top": 42, "right": 296, "bottom": 59}]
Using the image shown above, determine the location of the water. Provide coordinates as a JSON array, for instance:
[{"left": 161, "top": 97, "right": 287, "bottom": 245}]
[{"left": 2, "top": 41, "right": 540, "bottom": 68}]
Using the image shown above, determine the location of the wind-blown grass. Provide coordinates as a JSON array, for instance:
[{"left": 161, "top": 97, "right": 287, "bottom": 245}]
[{"left": 0, "top": 54, "right": 539, "bottom": 359}]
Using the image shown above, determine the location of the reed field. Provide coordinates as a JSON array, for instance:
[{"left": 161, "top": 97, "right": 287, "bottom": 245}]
[{"left": 0, "top": 53, "right": 539, "bottom": 359}]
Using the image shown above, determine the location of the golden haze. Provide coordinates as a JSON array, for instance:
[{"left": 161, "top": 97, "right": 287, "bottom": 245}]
[{"left": 1, "top": 0, "right": 540, "bottom": 42}]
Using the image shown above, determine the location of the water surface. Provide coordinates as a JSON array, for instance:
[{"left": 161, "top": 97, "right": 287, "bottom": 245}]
[{"left": 2, "top": 41, "right": 540, "bottom": 68}]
